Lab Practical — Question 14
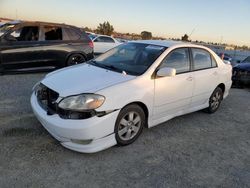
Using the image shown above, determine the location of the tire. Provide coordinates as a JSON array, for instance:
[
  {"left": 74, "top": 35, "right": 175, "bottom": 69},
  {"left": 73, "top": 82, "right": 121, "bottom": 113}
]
[
  {"left": 232, "top": 81, "right": 244, "bottom": 89},
  {"left": 205, "top": 87, "right": 223, "bottom": 114},
  {"left": 66, "top": 54, "right": 86, "bottom": 66},
  {"left": 115, "top": 104, "right": 145, "bottom": 146}
]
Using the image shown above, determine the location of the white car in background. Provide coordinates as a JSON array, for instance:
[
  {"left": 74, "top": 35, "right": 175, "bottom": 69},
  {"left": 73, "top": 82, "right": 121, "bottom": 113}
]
[
  {"left": 31, "top": 40, "right": 232, "bottom": 153},
  {"left": 88, "top": 34, "right": 121, "bottom": 54}
]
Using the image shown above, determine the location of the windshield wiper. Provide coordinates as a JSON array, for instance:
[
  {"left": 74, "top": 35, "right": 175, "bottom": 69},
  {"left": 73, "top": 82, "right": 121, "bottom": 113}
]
[
  {"left": 101, "top": 64, "right": 128, "bottom": 75},
  {"left": 87, "top": 60, "right": 102, "bottom": 67},
  {"left": 88, "top": 61, "right": 128, "bottom": 75}
]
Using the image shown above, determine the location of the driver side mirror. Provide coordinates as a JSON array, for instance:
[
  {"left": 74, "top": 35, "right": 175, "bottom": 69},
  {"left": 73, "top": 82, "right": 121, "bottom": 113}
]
[{"left": 157, "top": 67, "right": 176, "bottom": 77}]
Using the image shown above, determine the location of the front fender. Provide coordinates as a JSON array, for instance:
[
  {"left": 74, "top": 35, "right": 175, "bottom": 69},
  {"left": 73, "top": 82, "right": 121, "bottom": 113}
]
[{"left": 96, "top": 76, "right": 154, "bottom": 119}]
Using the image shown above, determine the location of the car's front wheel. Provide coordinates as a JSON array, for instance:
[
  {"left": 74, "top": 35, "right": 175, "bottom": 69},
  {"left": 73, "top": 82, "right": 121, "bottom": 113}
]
[
  {"left": 115, "top": 104, "right": 145, "bottom": 146},
  {"left": 206, "top": 87, "right": 223, "bottom": 113},
  {"left": 66, "top": 54, "right": 86, "bottom": 66}
]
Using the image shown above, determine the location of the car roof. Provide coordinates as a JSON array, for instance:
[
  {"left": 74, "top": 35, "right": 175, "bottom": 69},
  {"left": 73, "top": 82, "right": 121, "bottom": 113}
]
[
  {"left": 131, "top": 40, "right": 207, "bottom": 49},
  {"left": 95, "top": 34, "right": 113, "bottom": 38},
  {"left": 15, "top": 21, "right": 79, "bottom": 28}
]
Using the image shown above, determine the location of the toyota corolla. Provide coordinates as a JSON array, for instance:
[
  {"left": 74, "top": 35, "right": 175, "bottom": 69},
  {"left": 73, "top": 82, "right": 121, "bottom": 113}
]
[{"left": 31, "top": 40, "right": 232, "bottom": 153}]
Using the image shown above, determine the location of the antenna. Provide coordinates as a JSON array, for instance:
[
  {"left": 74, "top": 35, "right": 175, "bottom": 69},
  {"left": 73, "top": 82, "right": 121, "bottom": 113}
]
[{"left": 189, "top": 27, "right": 196, "bottom": 38}]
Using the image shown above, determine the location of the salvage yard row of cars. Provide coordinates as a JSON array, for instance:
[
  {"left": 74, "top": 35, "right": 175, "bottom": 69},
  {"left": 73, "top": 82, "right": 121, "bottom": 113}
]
[{"left": 0, "top": 20, "right": 247, "bottom": 153}]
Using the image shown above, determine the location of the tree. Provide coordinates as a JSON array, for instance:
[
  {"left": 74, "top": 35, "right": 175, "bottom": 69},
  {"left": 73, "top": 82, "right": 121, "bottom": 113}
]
[
  {"left": 181, "top": 34, "right": 189, "bottom": 41},
  {"left": 242, "top": 45, "right": 249, "bottom": 50},
  {"left": 141, "top": 31, "right": 152, "bottom": 40},
  {"left": 84, "top": 27, "right": 92, "bottom": 32},
  {"left": 96, "top": 21, "right": 114, "bottom": 36}
]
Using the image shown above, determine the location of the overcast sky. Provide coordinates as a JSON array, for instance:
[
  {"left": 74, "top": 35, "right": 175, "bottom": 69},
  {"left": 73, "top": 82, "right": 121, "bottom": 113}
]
[{"left": 1, "top": 0, "right": 250, "bottom": 46}]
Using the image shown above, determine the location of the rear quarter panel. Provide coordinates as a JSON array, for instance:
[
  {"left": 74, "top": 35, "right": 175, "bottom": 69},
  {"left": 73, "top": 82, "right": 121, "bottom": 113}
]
[{"left": 212, "top": 51, "right": 232, "bottom": 98}]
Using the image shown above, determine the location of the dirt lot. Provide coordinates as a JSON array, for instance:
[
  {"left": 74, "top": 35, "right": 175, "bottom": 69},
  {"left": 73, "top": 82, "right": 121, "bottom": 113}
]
[{"left": 0, "top": 73, "right": 250, "bottom": 188}]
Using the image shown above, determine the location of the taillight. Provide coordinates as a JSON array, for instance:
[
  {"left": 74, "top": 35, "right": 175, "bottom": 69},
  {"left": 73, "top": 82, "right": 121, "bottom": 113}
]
[{"left": 88, "top": 41, "right": 94, "bottom": 48}]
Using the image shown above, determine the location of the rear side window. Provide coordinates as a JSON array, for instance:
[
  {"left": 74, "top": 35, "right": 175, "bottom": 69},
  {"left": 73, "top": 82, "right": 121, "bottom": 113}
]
[
  {"left": 94, "top": 36, "right": 114, "bottom": 43},
  {"left": 63, "top": 28, "right": 81, "bottom": 40},
  {"left": 44, "top": 26, "right": 62, "bottom": 40},
  {"left": 9, "top": 26, "right": 39, "bottom": 41},
  {"left": 192, "top": 48, "right": 215, "bottom": 70},
  {"left": 159, "top": 48, "right": 190, "bottom": 74}
]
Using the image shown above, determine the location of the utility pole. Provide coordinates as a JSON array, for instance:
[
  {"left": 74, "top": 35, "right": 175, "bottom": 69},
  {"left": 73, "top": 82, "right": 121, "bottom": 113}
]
[{"left": 220, "top": 36, "right": 223, "bottom": 45}]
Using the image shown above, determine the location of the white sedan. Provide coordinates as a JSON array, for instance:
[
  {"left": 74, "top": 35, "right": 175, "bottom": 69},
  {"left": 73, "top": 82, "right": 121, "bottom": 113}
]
[
  {"left": 89, "top": 34, "right": 121, "bottom": 54},
  {"left": 31, "top": 40, "right": 232, "bottom": 153}
]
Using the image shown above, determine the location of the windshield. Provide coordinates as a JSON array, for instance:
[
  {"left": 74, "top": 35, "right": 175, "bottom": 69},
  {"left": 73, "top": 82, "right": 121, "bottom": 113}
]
[
  {"left": 242, "top": 56, "right": 250, "bottom": 63},
  {"left": 88, "top": 42, "right": 166, "bottom": 76},
  {"left": 0, "top": 24, "right": 16, "bottom": 36}
]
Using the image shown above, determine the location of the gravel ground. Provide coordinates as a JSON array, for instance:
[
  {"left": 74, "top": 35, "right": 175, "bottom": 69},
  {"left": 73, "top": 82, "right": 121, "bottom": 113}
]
[{"left": 0, "top": 73, "right": 250, "bottom": 188}]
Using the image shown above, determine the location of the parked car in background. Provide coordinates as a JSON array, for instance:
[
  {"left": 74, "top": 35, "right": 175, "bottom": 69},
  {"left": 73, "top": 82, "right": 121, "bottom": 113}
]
[
  {"left": 218, "top": 53, "right": 233, "bottom": 65},
  {"left": 31, "top": 40, "right": 232, "bottom": 153},
  {"left": 88, "top": 34, "right": 121, "bottom": 54},
  {"left": 115, "top": 38, "right": 129, "bottom": 43},
  {"left": 85, "top": 31, "right": 96, "bottom": 36},
  {"left": 0, "top": 21, "right": 94, "bottom": 74},
  {"left": 232, "top": 56, "right": 250, "bottom": 87}
]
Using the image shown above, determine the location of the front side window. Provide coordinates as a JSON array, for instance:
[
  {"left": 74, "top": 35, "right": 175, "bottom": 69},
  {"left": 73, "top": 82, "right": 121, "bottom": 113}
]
[
  {"left": 88, "top": 43, "right": 166, "bottom": 76},
  {"left": 44, "top": 26, "right": 62, "bottom": 40},
  {"left": 9, "top": 26, "right": 39, "bottom": 41},
  {"left": 159, "top": 48, "right": 190, "bottom": 74},
  {"left": 192, "top": 48, "right": 213, "bottom": 70},
  {"left": 0, "top": 24, "right": 16, "bottom": 37}
]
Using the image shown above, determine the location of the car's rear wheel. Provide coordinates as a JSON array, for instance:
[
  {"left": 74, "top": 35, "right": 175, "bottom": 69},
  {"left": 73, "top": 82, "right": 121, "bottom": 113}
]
[
  {"left": 66, "top": 54, "right": 86, "bottom": 66},
  {"left": 205, "top": 87, "right": 223, "bottom": 113},
  {"left": 115, "top": 104, "right": 145, "bottom": 146}
]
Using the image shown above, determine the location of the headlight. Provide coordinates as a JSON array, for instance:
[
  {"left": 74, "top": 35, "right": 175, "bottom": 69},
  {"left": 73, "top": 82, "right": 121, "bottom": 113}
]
[{"left": 58, "top": 94, "right": 105, "bottom": 111}]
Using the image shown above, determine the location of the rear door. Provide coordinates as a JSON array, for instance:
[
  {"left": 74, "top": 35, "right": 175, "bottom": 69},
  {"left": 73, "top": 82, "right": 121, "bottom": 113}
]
[
  {"left": 37, "top": 24, "right": 69, "bottom": 68},
  {"left": 0, "top": 24, "right": 44, "bottom": 71},
  {"left": 190, "top": 48, "right": 219, "bottom": 108}
]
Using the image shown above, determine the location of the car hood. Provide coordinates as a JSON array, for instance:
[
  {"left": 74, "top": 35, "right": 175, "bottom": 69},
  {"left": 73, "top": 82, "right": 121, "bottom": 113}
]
[
  {"left": 42, "top": 64, "right": 135, "bottom": 97},
  {"left": 234, "top": 63, "right": 250, "bottom": 71}
]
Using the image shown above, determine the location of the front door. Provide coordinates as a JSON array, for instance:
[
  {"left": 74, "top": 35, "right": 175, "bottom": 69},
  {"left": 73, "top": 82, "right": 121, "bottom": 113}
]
[
  {"left": 0, "top": 25, "right": 44, "bottom": 71},
  {"left": 153, "top": 48, "right": 194, "bottom": 121}
]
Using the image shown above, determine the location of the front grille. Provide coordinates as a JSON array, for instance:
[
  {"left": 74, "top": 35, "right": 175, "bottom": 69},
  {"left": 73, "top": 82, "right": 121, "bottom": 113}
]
[
  {"left": 36, "top": 84, "right": 59, "bottom": 115},
  {"left": 57, "top": 108, "right": 96, "bottom": 119}
]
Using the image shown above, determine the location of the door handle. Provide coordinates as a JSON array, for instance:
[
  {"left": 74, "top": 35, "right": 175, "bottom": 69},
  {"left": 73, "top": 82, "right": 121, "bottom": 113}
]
[{"left": 186, "top": 76, "right": 193, "bottom": 81}]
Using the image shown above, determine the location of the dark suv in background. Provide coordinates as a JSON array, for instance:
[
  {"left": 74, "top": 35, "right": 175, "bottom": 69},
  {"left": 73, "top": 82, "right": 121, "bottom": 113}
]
[
  {"left": 0, "top": 21, "right": 94, "bottom": 73},
  {"left": 232, "top": 56, "right": 250, "bottom": 87}
]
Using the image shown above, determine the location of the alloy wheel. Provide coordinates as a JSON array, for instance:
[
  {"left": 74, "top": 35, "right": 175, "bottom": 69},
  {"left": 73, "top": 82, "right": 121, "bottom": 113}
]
[
  {"left": 210, "top": 91, "right": 222, "bottom": 111},
  {"left": 67, "top": 54, "right": 85, "bottom": 66},
  {"left": 118, "top": 111, "right": 142, "bottom": 141}
]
